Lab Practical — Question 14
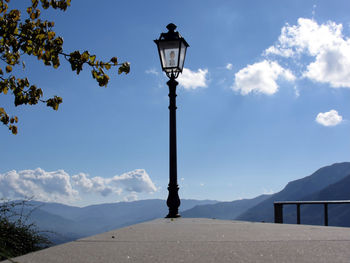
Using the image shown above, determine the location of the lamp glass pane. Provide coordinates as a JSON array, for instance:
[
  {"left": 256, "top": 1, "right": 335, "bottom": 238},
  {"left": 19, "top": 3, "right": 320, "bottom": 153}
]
[
  {"left": 158, "top": 40, "right": 180, "bottom": 70},
  {"left": 179, "top": 41, "right": 187, "bottom": 71}
]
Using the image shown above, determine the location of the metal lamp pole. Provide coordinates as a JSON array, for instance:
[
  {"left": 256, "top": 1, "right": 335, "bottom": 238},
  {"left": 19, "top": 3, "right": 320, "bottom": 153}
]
[
  {"left": 166, "top": 74, "right": 180, "bottom": 218},
  {"left": 154, "top": 24, "right": 189, "bottom": 218}
]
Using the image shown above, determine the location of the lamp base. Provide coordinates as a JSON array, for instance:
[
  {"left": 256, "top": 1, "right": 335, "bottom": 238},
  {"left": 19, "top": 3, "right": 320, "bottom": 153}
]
[{"left": 165, "top": 213, "right": 181, "bottom": 218}]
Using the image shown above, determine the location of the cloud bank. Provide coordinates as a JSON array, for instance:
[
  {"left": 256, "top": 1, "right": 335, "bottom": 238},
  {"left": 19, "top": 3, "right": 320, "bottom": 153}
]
[
  {"left": 0, "top": 169, "right": 78, "bottom": 203},
  {"left": 265, "top": 18, "right": 350, "bottom": 88},
  {"left": 0, "top": 168, "right": 157, "bottom": 203},
  {"left": 315, "top": 110, "right": 343, "bottom": 126},
  {"left": 178, "top": 68, "right": 208, "bottom": 90},
  {"left": 233, "top": 18, "right": 350, "bottom": 96}
]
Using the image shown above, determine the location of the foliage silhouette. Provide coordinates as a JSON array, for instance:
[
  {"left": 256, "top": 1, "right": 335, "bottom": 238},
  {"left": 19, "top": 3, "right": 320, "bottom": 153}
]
[
  {"left": 0, "top": 0, "right": 130, "bottom": 134},
  {"left": 0, "top": 199, "right": 51, "bottom": 261}
]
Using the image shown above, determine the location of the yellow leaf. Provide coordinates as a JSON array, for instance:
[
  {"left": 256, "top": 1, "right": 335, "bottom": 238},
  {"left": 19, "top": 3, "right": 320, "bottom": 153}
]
[
  {"left": 11, "top": 125, "right": 17, "bottom": 135},
  {"left": 81, "top": 51, "right": 89, "bottom": 61},
  {"left": 47, "top": 31, "right": 55, "bottom": 40},
  {"left": 5, "top": 65, "right": 12, "bottom": 73},
  {"left": 89, "top": 55, "right": 96, "bottom": 63},
  {"left": 105, "top": 63, "right": 111, "bottom": 70}
]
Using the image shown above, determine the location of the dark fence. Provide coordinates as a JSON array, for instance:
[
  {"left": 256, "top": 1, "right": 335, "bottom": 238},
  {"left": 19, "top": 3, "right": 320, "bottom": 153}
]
[{"left": 274, "top": 200, "right": 350, "bottom": 226}]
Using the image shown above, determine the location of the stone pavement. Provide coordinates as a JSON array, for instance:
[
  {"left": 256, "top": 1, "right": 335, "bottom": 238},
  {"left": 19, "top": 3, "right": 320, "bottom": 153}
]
[{"left": 6, "top": 218, "right": 350, "bottom": 263}]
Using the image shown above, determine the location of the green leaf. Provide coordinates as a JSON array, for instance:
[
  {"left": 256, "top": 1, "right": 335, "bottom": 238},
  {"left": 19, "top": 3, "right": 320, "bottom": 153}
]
[
  {"left": 97, "top": 74, "right": 109, "bottom": 87},
  {"left": 10, "top": 125, "right": 17, "bottom": 135},
  {"left": 30, "top": 12, "right": 36, "bottom": 20},
  {"left": 92, "top": 70, "right": 98, "bottom": 79},
  {"left": 81, "top": 51, "right": 89, "bottom": 61},
  {"left": 110, "top": 57, "right": 118, "bottom": 64},
  {"left": 46, "top": 96, "right": 63, "bottom": 111},
  {"left": 31, "top": 0, "right": 39, "bottom": 8},
  {"left": 37, "top": 34, "right": 45, "bottom": 40},
  {"left": 47, "top": 31, "right": 55, "bottom": 40},
  {"left": 118, "top": 62, "right": 130, "bottom": 75},
  {"left": 89, "top": 55, "right": 96, "bottom": 64}
]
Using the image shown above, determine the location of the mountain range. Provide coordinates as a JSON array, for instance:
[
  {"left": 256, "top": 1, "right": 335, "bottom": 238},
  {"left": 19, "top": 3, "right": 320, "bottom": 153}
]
[
  {"left": 181, "top": 194, "right": 270, "bottom": 219},
  {"left": 21, "top": 199, "right": 217, "bottom": 244},
  {"left": 185, "top": 162, "right": 350, "bottom": 225},
  {"left": 12, "top": 162, "right": 350, "bottom": 245}
]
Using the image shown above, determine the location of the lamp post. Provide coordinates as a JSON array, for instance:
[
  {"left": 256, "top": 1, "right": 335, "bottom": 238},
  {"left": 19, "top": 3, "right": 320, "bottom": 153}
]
[{"left": 154, "top": 23, "right": 189, "bottom": 218}]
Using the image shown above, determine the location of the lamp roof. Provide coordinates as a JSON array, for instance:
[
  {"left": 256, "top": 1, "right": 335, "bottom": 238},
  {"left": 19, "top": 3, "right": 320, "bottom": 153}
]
[{"left": 154, "top": 23, "right": 189, "bottom": 47}]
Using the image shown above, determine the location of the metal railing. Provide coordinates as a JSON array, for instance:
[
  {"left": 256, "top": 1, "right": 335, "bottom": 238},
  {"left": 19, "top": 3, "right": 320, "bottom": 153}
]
[{"left": 274, "top": 200, "right": 350, "bottom": 226}]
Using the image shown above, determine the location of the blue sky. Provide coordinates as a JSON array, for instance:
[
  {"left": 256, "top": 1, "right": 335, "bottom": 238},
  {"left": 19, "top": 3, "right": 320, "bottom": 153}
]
[{"left": 1, "top": 0, "right": 350, "bottom": 206}]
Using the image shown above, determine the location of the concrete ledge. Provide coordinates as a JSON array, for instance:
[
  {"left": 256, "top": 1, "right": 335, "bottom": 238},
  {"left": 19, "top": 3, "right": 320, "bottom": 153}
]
[{"left": 6, "top": 218, "right": 350, "bottom": 263}]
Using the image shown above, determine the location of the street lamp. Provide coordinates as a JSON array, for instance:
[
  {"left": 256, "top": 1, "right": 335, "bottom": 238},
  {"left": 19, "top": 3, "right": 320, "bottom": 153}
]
[{"left": 154, "top": 23, "right": 189, "bottom": 218}]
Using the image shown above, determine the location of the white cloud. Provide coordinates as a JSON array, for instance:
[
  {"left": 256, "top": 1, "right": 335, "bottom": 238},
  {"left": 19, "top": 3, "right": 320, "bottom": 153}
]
[
  {"left": 265, "top": 18, "right": 344, "bottom": 57},
  {"left": 0, "top": 168, "right": 157, "bottom": 203},
  {"left": 294, "top": 86, "right": 300, "bottom": 97},
  {"left": 265, "top": 18, "right": 350, "bottom": 88},
  {"left": 226, "top": 63, "right": 233, "bottom": 70},
  {"left": 145, "top": 68, "right": 159, "bottom": 75},
  {"left": 177, "top": 68, "right": 208, "bottom": 90},
  {"left": 0, "top": 168, "right": 78, "bottom": 203},
  {"left": 315, "top": 110, "right": 343, "bottom": 126},
  {"left": 264, "top": 45, "right": 294, "bottom": 58},
  {"left": 304, "top": 46, "right": 350, "bottom": 87},
  {"left": 111, "top": 169, "right": 157, "bottom": 193},
  {"left": 312, "top": 4, "right": 317, "bottom": 18},
  {"left": 233, "top": 60, "right": 295, "bottom": 95},
  {"left": 124, "top": 192, "right": 138, "bottom": 202},
  {"left": 72, "top": 169, "right": 157, "bottom": 195},
  {"left": 262, "top": 188, "right": 275, "bottom": 195},
  {"left": 72, "top": 173, "right": 115, "bottom": 196}
]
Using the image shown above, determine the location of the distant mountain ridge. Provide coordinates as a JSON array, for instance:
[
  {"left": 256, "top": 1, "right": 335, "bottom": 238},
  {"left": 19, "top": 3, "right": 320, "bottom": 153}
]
[
  {"left": 237, "top": 162, "right": 350, "bottom": 223},
  {"left": 24, "top": 199, "right": 217, "bottom": 244},
  {"left": 182, "top": 194, "right": 270, "bottom": 219},
  {"left": 178, "top": 162, "right": 350, "bottom": 227},
  {"left": 283, "top": 172, "right": 350, "bottom": 226}
]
